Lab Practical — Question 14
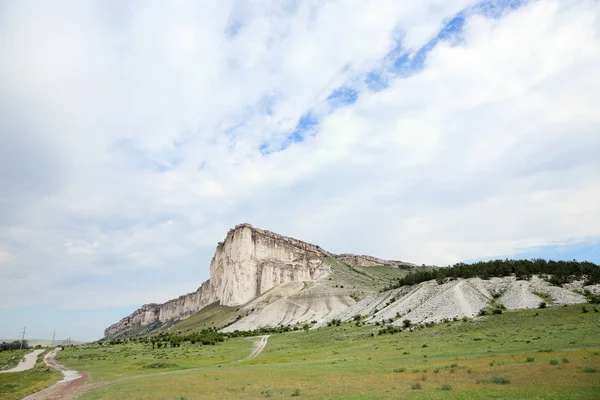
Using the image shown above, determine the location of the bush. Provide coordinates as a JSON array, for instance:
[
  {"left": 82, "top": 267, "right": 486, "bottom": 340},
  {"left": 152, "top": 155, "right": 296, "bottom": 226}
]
[
  {"left": 440, "top": 384, "right": 452, "bottom": 391},
  {"left": 549, "top": 359, "right": 559, "bottom": 365},
  {"left": 393, "top": 368, "right": 406, "bottom": 373},
  {"left": 411, "top": 383, "right": 422, "bottom": 390},
  {"left": 583, "top": 367, "right": 597, "bottom": 373},
  {"left": 490, "top": 376, "right": 511, "bottom": 384},
  {"left": 291, "top": 388, "right": 301, "bottom": 397},
  {"left": 141, "top": 362, "right": 177, "bottom": 369},
  {"left": 582, "top": 306, "right": 589, "bottom": 313},
  {"left": 402, "top": 319, "right": 412, "bottom": 328},
  {"left": 526, "top": 357, "right": 535, "bottom": 363},
  {"left": 561, "top": 358, "right": 569, "bottom": 363},
  {"left": 538, "top": 302, "right": 547, "bottom": 309}
]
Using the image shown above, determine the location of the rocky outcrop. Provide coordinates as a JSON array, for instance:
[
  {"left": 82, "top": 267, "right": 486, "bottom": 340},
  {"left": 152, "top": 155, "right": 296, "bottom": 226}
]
[
  {"left": 336, "top": 254, "right": 416, "bottom": 268},
  {"left": 209, "top": 223, "right": 330, "bottom": 306},
  {"left": 105, "top": 223, "right": 333, "bottom": 338}
]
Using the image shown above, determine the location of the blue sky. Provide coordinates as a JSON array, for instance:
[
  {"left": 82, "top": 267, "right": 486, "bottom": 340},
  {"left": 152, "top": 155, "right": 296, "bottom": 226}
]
[{"left": 1, "top": 0, "right": 599, "bottom": 341}]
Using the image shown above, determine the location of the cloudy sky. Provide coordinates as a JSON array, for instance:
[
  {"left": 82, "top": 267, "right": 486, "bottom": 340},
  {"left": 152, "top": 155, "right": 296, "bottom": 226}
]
[{"left": 1, "top": 0, "right": 599, "bottom": 341}]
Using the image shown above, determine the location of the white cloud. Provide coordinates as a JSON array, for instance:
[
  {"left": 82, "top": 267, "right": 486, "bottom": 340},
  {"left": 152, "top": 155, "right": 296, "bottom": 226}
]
[{"left": 1, "top": 0, "right": 599, "bottom": 319}]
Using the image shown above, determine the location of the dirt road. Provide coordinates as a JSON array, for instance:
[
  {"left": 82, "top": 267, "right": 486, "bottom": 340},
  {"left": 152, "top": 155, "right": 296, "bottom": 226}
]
[
  {"left": 244, "top": 335, "right": 270, "bottom": 360},
  {"left": 0, "top": 349, "right": 44, "bottom": 373},
  {"left": 22, "top": 348, "right": 100, "bottom": 400}
]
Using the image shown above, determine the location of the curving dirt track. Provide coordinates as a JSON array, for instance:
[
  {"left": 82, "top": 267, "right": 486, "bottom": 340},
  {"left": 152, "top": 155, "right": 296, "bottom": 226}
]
[
  {"left": 244, "top": 335, "right": 270, "bottom": 360},
  {"left": 0, "top": 349, "right": 43, "bottom": 373},
  {"left": 21, "top": 349, "right": 101, "bottom": 400}
]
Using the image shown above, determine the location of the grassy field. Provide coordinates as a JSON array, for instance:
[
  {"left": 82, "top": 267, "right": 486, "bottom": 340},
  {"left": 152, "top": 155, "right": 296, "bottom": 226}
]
[
  {"left": 0, "top": 350, "right": 61, "bottom": 400},
  {"left": 50, "top": 304, "right": 600, "bottom": 399},
  {"left": 0, "top": 349, "right": 29, "bottom": 372}
]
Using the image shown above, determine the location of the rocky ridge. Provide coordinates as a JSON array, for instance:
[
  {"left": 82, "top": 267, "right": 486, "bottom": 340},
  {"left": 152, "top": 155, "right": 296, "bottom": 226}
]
[{"left": 336, "top": 254, "right": 416, "bottom": 268}]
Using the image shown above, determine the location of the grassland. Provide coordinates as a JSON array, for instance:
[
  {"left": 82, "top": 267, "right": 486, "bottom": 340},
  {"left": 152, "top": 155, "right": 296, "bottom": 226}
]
[
  {"left": 171, "top": 302, "right": 238, "bottom": 332},
  {"left": 48, "top": 304, "right": 600, "bottom": 399},
  {"left": 0, "top": 350, "right": 61, "bottom": 400},
  {"left": 0, "top": 349, "right": 29, "bottom": 371},
  {"left": 325, "top": 257, "right": 408, "bottom": 293}
]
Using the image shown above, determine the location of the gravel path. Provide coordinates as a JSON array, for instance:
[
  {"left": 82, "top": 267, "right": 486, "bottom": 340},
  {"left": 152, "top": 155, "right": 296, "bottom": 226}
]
[
  {"left": 244, "top": 335, "right": 270, "bottom": 360},
  {"left": 0, "top": 349, "right": 43, "bottom": 373}
]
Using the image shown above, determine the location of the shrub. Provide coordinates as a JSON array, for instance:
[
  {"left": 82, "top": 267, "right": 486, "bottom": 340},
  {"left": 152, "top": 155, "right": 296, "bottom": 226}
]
[
  {"left": 291, "top": 388, "right": 301, "bottom": 397},
  {"left": 549, "top": 359, "right": 559, "bottom": 365},
  {"left": 526, "top": 357, "right": 535, "bottom": 363},
  {"left": 433, "top": 369, "right": 439, "bottom": 374},
  {"left": 490, "top": 376, "right": 511, "bottom": 384},
  {"left": 392, "top": 368, "right": 406, "bottom": 373},
  {"left": 582, "top": 306, "right": 589, "bottom": 313},
  {"left": 402, "top": 319, "right": 412, "bottom": 328},
  {"left": 411, "top": 383, "right": 422, "bottom": 390},
  {"left": 538, "top": 302, "right": 547, "bottom": 309},
  {"left": 141, "top": 362, "right": 177, "bottom": 369},
  {"left": 561, "top": 358, "right": 569, "bottom": 363},
  {"left": 440, "top": 384, "right": 452, "bottom": 391},
  {"left": 583, "top": 367, "right": 597, "bottom": 373}
]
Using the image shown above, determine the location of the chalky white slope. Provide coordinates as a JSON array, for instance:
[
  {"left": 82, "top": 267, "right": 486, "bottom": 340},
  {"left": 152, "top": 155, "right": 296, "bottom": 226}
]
[{"left": 322, "top": 276, "right": 593, "bottom": 327}]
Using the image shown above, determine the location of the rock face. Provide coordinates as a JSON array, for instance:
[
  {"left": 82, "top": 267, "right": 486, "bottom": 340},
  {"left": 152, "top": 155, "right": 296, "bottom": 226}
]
[
  {"left": 105, "top": 223, "right": 332, "bottom": 338},
  {"left": 209, "top": 223, "right": 330, "bottom": 306},
  {"left": 336, "top": 254, "right": 415, "bottom": 268}
]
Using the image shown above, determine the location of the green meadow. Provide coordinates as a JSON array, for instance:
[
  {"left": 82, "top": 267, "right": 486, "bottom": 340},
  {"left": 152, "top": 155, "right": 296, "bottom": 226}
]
[
  {"left": 0, "top": 350, "right": 60, "bottom": 400},
  {"left": 0, "top": 349, "right": 29, "bottom": 372},
  {"left": 48, "top": 304, "right": 600, "bottom": 400}
]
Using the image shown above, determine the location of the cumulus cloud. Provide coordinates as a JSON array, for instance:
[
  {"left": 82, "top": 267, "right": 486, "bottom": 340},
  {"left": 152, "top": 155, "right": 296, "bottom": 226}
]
[{"left": 1, "top": 0, "right": 599, "bottom": 315}]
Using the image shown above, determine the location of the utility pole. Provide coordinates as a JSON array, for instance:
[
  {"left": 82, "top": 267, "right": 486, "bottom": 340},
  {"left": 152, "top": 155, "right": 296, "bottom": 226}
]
[
  {"left": 51, "top": 331, "right": 56, "bottom": 347},
  {"left": 68, "top": 337, "right": 71, "bottom": 346},
  {"left": 19, "top": 326, "right": 27, "bottom": 349}
]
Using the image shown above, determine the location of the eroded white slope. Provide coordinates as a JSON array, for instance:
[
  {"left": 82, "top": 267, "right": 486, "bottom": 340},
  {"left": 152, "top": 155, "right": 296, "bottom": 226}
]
[
  {"left": 318, "top": 276, "right": 587, "bottom": 327},
  {"left": 222, "top": 280, "right": 356, "bottom": 332}
]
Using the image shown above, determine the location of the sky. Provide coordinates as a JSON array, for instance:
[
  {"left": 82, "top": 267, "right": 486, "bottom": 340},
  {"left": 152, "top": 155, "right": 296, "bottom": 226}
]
[{"left": 1, "top": 0, "right": 599, "bottom": 342}]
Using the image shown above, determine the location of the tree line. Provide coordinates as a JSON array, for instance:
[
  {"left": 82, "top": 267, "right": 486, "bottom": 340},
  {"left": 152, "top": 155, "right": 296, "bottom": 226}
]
[
  {"left": 383, "top": 259, "right": 600, "bottom": 291},
  {"left": 0, "top": 340, "right": 28, "bottom": 351}
]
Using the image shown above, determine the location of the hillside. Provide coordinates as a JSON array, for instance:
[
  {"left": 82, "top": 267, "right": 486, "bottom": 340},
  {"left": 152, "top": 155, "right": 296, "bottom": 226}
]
[{"left": 105, "top": 223, "right": 413, "bottom": 338}]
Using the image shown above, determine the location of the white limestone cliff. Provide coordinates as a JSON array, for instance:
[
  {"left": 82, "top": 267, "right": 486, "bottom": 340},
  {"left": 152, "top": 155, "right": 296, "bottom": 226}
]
[{"left": 104, "top": 223, "right": 331, "bottom": 338}]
